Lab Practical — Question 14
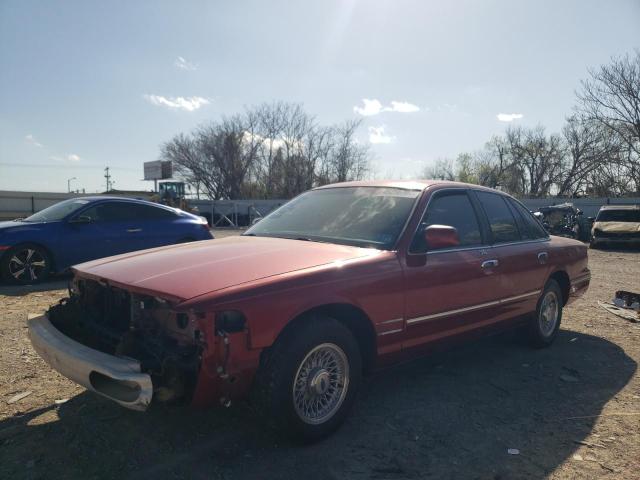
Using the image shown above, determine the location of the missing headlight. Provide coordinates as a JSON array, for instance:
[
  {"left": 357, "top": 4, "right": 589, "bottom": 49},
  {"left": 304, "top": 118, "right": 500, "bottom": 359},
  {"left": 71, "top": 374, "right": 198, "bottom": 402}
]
[{"left": 215, "top": 310, "right": 246, "bottom": 333}]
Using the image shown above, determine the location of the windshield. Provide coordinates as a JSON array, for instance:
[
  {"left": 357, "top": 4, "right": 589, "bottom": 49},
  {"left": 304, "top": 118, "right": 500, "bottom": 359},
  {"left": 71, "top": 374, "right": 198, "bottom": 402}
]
[
  {"left": 596, "top": 209, "right": 640, "bottom": 222},
  {"left": 245, "top": 187, "right": 420, "bottom": 249},
  {"left": 24, "top": 199, "right": 91, "bottom": 222}
]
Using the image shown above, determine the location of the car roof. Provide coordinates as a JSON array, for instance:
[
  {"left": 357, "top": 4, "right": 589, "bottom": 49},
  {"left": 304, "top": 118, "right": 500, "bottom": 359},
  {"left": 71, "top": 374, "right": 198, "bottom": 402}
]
[
  {"left": 67, "top": 196, "right": 180, "bottom": 212},
  {"left": 599, "top": 204, "right": 640, "bottom": 211},
  {"left": 313, "top": 179, "right": 502, "bottom": 193}
]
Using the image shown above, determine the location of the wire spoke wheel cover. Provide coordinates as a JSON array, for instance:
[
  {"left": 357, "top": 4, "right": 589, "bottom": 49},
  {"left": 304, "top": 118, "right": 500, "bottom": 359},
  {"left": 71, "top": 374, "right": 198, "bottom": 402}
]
[
  {"left": 538, "top": 290, "right": 559, "bottom": 337},
  {"left": 293, "top": 343, "right": 349, "bottom": 425},
  {"left": 8, "top": 248, "right": 47, "bottom": 282}
]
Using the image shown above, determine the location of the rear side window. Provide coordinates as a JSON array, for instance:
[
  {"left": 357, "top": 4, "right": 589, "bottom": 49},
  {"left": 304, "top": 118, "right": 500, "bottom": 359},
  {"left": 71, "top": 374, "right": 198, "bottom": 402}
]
[
  {"left": 410, "top": 191, "right": 482, "bottom": 252},
  {"left": 475, "top": 192, "right": 521, "bottom": 243},
  {"left": 129, "top": 204, "right": 176, "bottom": 220},
  {"left": 81, "top": 202, "right": 176, "bottom": 222},
  {"left": 508, "top": 199, "right": 548, "bottom": 240}
]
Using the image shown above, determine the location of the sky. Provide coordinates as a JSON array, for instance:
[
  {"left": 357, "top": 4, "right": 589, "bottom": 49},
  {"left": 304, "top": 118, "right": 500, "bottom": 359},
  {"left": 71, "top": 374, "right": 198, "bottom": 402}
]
[{"left": 1, "top": 0, "right": 639, "bottom": 193}]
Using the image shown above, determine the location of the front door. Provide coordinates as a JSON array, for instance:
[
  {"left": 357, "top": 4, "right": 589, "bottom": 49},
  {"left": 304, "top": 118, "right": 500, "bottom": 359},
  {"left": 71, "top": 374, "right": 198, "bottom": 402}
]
[{"left": 402, "top": 189, "right": 504, "bottom": 352}]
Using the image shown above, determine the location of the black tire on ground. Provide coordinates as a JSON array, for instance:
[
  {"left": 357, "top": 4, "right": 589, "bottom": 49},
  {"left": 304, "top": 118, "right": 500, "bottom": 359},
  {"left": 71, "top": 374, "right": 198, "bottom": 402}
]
[
  {"left": 252, "top": 315, "right": 362, "bottom": 443},
  {"left": 1, "top": 243, "right": 51, "bottom": 285},
  {"left": 525, "top": 279, "right": 563, "bottom": 348}
]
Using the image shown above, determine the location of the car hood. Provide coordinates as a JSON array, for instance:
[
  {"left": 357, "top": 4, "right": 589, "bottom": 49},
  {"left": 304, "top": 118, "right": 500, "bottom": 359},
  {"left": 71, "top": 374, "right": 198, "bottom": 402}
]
[
  {"left": 0, "top": 220, "right": 46, "bottom": 234},
  {"left": 593, "top": 221, "right": 640, "bottom": 233},
  {"left": 73, "top": 236, "right": 381, "bottom": 301}
]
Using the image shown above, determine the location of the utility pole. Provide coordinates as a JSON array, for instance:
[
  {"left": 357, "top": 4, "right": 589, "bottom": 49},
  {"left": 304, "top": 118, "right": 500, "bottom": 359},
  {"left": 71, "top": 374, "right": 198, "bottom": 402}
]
[
  {"left": 104, "top": 167, "right": 112, "bottom": 192},
  {"left": 67, "top": 177, "right": 77, "bottom": 193}
]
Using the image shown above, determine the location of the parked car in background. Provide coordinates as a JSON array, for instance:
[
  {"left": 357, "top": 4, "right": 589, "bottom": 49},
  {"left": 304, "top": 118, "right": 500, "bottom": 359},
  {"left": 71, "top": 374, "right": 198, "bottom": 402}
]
[
  {"left": 590, "top": 205, "right": 640, "bottom": 248},
  {"left": 28, "top": 181, "right": 590, "bottom": 442},
  {"left": 0, "top": 197, "right": 213, "bottom": 284}
]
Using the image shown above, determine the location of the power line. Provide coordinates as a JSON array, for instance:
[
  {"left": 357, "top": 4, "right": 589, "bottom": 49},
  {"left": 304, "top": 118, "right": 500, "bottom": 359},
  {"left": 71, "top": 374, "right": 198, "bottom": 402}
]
[{"left": 0, "top": 162, "right": 139, "bottom": 172}]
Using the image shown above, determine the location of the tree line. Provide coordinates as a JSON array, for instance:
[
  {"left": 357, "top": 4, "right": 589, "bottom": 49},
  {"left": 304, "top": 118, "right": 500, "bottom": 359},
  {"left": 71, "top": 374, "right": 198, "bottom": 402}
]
[
  {"left": 160, "top": 51, "right": 639, "bottom": 200},
  {"left": 426, "top": 51, "right": 640, "bottom": 197},
  {"left": 160, "top": 102, "right": 369, "bottom": 199}
]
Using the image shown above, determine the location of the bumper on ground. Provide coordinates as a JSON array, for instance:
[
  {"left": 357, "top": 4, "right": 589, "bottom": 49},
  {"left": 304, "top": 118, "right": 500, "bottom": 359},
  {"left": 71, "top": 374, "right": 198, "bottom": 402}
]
[{"left": 27, "top": 315, "right": 153, "bottom": 411}]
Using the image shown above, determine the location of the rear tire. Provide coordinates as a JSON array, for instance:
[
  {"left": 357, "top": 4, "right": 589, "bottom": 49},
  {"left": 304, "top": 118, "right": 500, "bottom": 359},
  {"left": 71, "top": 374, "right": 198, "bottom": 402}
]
[
  {"left": 525, "top": 279, "right": 563, "bottom": 348},
  {"left": 1, "top": 243, "right": 51, "bottom": 285},
  {"left": 252, "top": 316, "right": 362, "bottom": 443}
]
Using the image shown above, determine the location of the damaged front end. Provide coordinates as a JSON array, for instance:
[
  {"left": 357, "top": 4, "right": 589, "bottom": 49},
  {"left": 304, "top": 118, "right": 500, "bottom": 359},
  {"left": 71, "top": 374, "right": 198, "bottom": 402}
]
[{"left": 30, "top": 278, "right": 205, "bottom": 410}]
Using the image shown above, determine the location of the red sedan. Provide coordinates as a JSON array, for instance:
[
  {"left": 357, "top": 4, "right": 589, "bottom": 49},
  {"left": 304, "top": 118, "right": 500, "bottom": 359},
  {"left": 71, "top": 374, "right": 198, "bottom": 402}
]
[{"left": 28, "top": 180, "right": 590, "bottom": 441}]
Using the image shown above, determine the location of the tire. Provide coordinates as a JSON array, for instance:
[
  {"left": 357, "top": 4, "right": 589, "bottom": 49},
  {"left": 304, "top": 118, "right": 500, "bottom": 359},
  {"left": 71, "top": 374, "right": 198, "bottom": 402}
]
[
  {"left": 252, "top": 316, "right": 362, "bottom": 443},
  {"left": 525, "top": 279, "right": 563, "bottom": 348},
  {"left": 1, "top": 243, "right": 51, "bottom": 285}
]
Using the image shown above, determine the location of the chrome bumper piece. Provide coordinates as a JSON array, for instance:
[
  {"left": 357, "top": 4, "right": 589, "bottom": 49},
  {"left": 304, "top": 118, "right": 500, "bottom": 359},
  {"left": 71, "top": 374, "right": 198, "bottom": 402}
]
[{"left": 28, "top": 315, "right": 153, "bottom": 411}]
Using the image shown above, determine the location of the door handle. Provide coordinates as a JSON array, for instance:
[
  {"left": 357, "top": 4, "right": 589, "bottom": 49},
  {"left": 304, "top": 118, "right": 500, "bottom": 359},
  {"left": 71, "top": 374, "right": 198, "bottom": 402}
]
[
  {"left": 126, "top": 228, "right": 142, "bottom": 233},
  {"left": 537, "top": 251, "right": 549, "bottom": 264},
  {"left": 481, "top": 259, "right": 499, "bottom": 269}
]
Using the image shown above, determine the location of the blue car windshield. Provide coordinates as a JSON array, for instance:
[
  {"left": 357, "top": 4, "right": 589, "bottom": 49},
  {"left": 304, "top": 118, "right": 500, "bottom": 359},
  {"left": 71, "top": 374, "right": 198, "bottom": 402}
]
[
  {"left": 244, "top": 187, "right": 420, "bottom": 249},
  {"left": 24, "top": 199, "right": 91, "bottom": 222}
]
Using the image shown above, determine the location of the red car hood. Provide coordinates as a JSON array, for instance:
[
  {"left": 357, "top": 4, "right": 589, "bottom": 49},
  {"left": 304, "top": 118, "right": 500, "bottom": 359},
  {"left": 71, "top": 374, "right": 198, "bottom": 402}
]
[{"left": 73, "top": 236, "right": 380, "bottom": 301}]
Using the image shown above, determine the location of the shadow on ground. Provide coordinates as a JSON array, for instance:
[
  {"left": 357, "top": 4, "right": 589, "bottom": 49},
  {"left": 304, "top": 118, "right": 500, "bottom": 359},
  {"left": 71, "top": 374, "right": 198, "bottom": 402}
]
[
  {"left": 0, "top": 275, "right": 70, "bottom": 296},
  {"left": 1, "top": 330, "right": 635, "bottom": 479}
]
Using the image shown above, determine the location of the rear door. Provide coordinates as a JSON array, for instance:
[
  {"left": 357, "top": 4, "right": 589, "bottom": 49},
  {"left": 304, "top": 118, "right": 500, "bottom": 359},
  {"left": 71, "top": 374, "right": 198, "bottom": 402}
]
[
  {"left": 473, "top": 192, "right": 549, "bottom": 318},
  {"left": 402, "top": 189, "right": 504, "bottom": 351}
]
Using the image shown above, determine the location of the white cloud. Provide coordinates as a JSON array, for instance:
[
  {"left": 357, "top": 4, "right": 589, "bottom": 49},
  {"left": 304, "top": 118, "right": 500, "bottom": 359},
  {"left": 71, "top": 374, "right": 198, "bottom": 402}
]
[
  {"left": 354, "top": 99, "right": 384, "bottom": 116},
  {"left": 368, "top": 126, "right": 394, "bottom": 144},
  {"left": 354, "top": 99, "right": 420, "bottom": 116},
  {"left": 50, "top": 154, "right": 81, "bottom": 162},
  {"left": 25, "top": 134, "right": 43, "bottom": 148},
  {"left": 144, "top": 94, "right": 210, "bottom": 112},
  {"left": 174, "top": 56, "right": 198, "bottom": 71},
  {"left": 497, "top": 113, "right": 523, "bottom": 122},
  {"left": 389, "top": 101, "right": 420, "bottom": 113}
]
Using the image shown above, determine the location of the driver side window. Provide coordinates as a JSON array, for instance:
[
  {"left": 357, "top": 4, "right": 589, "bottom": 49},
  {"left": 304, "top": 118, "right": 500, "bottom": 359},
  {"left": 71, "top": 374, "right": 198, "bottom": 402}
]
[{"left": 410, "top": 191, "right": 483, "bottom": 252}]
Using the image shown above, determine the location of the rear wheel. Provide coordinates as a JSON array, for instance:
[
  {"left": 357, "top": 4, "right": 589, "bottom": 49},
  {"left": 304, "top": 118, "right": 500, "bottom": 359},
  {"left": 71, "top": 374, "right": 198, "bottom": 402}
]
[
  {"left": 525, "top": 279, "right": 563, "bottom": 348},
  {"left": 252, "top": 316, "right": 362, "bottom": 443},
  {"left": 1, "top": 244, "right": 51, "bottom": 284}
]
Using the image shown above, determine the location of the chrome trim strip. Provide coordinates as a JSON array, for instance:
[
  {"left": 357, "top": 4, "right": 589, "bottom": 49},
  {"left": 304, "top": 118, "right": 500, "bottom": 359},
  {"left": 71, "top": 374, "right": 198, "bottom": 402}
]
[
  {"left": 500, "top": 290, "right": 541, "bottom": 304},
  {"left": 377, "top": 317, "right": 404, "bottom": 325},
  {"left": 377, "top": 328, "right": 403, "bottom": 336},
  {"left": 406, "top": 289, "right": 542, "bottom": 325},
  {"left": 407, "top": 300, "right": 501, "bottom": 324}
]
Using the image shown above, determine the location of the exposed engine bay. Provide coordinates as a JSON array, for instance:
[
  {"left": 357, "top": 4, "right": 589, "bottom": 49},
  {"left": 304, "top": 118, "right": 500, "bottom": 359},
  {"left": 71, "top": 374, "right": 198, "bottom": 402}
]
[{"left": 47, "top": 278, "right": 203, "bottom": 404}]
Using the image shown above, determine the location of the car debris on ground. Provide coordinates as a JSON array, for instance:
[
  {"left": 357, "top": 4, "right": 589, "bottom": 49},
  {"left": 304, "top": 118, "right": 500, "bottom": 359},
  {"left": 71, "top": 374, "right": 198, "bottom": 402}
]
[{"left": 598, "top": 290, "right": 640, "bottom": 323}]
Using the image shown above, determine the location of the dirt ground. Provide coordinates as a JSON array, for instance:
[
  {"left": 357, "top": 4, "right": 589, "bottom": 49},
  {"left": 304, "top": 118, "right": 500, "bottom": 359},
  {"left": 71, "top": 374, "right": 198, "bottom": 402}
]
[{"left": 1, "top": 235, "right": 639, "bottom": 479}]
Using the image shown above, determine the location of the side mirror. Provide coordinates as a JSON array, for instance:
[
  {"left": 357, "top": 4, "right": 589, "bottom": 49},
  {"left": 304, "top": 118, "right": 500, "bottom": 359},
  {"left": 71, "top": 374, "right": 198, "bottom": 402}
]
[
  {"left": 587, "top": 217, "right": 595, "bottom": 222},
  {"left": 424, "top": 225, "right": 460, "bottom": 250},
  {"left": 69, "top": 215, "right": 92, "bottom": 224}
]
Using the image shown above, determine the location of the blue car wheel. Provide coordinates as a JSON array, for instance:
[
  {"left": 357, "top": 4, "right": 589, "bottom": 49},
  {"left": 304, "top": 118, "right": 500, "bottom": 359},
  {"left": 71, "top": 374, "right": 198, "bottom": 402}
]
[{"left": 1, "top": 243, "right": 51, "bottom": 285}]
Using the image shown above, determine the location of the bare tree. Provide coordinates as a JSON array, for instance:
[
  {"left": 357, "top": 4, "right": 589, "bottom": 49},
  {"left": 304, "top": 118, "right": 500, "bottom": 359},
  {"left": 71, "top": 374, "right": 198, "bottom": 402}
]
[
  {"left": 159, "top": 102, "right": 369, "bottom": 200},
  {"left": 576, "top": 51, "right": 640, "bottom": 192},
  {"left": 423, "top": 158, "right": 455, "bottom": 181}
]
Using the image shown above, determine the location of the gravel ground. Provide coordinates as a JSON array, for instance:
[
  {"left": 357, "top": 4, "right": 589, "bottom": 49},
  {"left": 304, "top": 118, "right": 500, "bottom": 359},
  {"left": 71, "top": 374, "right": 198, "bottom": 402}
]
[{"left": 1, "top": 238, "right": 639, "bottom": 479}]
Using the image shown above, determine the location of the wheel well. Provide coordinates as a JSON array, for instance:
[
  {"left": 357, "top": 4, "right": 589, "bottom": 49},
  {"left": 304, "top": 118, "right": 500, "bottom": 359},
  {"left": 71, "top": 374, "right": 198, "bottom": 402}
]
[
  {"left": 277, "top": 304, "right": 377, "bottom": 375},
  {"left": 0, "top": 242, "right": 56, "bottom": 272},
  {"left": 549, "top": 270, "right": 570, "bottom": 305}
]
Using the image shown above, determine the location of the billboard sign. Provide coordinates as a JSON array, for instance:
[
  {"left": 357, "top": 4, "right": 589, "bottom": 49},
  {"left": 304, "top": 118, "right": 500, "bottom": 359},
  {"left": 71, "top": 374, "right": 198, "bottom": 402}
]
[{"left": 144, "top": 160, "right": 173, "bottom": 180}]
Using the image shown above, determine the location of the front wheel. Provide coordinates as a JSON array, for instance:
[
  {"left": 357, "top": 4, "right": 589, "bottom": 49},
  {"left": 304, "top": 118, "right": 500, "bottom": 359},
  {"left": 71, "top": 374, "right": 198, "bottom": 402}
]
[
  {"left": 252, "top": 316, "right": 362, "bottom": 443},
  {"left": 1, "top": 244, "right": 51, "bottom": 285},
  {"left": 525, "top": 279, "right": 563, "bottom": 348}
]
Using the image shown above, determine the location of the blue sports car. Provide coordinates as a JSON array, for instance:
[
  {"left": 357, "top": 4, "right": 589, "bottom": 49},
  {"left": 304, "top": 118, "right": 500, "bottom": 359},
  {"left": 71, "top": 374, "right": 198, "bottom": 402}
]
[{"left": 0, "top": 196, "right": 213, "bottom": 284}]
